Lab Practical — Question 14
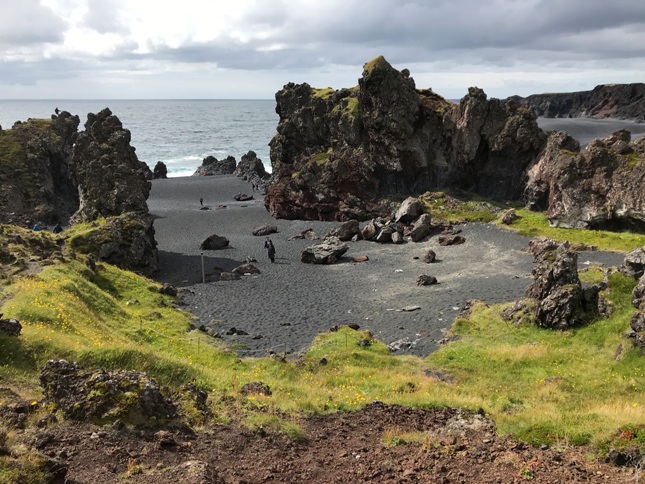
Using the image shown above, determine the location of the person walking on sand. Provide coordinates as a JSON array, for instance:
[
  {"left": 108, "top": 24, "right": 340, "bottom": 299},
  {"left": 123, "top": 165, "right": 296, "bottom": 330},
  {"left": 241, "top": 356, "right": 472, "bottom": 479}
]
[
  {"left": 199, "top": 197, "right": 203, "bottom": 206},
  {"left": 264, "top": 237, "right": 276, "bottom": 263}
]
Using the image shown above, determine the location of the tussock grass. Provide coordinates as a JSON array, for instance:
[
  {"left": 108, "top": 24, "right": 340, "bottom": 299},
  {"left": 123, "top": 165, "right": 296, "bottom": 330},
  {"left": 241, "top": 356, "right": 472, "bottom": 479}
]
[
  {"left": 1, "top": 220, "right": 645, "bottom": 467},
  {"left": 425, "top": 272, "right": 645, "bottom": 447}
]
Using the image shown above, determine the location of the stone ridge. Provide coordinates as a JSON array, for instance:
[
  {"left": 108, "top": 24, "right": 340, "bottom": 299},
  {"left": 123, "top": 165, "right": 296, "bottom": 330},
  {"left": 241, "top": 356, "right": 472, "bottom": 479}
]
[{"left": 507, "top": 83, "right": 645, "bottom": 120}]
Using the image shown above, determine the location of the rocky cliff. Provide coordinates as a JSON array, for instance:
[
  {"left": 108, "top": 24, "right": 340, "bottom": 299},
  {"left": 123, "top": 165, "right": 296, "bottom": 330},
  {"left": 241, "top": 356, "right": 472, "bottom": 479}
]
[
  {"left": 525, "top": 129, "right": 645, "bottom": 231},
  {"left": 265, "top": 56, "right": 645, "bottom": 230},
  {"left": 0, "top": 112, "right": 79, "bottom": 226},
  {"left": 507, "top": 83, "right": 645, "bottom": 120},
  {"left": 0, "top": 109, "right": 158, "bottom": 274},
  {"left": 266, "top": 56, "right": 545, "bottom": 221}
]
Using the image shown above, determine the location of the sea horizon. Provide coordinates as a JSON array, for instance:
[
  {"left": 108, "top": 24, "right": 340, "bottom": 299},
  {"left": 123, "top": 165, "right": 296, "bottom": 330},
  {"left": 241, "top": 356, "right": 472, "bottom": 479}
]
[{"left": 0, "top": 99, "right": 279, "bottom": 177}]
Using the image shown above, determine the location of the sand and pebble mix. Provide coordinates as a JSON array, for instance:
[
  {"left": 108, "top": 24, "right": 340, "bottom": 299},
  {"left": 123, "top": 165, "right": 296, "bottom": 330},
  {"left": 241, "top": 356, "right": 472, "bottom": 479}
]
[{"left": 149, "top": 175, "right": 624, "bottom": 357}]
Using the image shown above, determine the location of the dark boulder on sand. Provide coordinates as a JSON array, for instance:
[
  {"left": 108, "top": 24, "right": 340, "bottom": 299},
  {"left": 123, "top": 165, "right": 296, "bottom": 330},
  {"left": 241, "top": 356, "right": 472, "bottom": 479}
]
[
  {"left": 153, "top": 161, "right": 168, "bottom": 179},
  {"left": 200, "top": 234, "right": 230, "bottom": 250},
  {"left": 301, "top": 236, "right": 349, "bottom": 264},
  {"left": 252, "top": 225, "right": 278, "bottom": 236}
]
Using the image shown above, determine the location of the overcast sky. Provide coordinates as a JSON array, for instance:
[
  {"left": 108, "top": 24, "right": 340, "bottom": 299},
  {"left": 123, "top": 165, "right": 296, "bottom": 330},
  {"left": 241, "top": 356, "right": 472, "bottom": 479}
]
[{"left": 1, "top": 0, "right": 644, "bottom": 100}]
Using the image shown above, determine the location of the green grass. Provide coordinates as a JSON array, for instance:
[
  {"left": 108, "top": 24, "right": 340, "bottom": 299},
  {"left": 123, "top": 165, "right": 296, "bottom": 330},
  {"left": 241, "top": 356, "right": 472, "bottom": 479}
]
[
  {"left": 419, "top": 191, "right": 503, "bottom": 223},
  {"left": 425, "top": 272, "right": 644, "bottom": 449},
  {"left": 1, "top": 220, "right": 645, "bottom": 477},
  {"left": 505, "top": 209, "right": 645, "bottom": 252}
]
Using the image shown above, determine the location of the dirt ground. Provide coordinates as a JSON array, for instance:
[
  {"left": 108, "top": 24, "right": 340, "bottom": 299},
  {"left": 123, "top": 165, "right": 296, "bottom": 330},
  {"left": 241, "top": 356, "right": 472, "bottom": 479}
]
[{"left": 32, "top": 402, "right": 636, "bottom": 483}]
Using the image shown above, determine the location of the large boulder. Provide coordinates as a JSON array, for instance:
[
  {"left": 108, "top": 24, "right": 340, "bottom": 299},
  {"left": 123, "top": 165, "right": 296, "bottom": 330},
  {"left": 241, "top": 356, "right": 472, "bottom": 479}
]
[
  {"left": 39, "top": 359, "right": 176, "bottom": 424},
  {"left": 301, "top": 236, "right": 349, "bottom": 264},
  {"left": 409, "top": 214, "right": 432, "bottom": 242},
  {"left": 200, "top": 234, "right": 230, "bottom": 250},
  {"left": 327, "top": 220, "right": 360, "bottom": 241},
  {"left": 394, "top": 197, "right": 425, "bottom": 223}
]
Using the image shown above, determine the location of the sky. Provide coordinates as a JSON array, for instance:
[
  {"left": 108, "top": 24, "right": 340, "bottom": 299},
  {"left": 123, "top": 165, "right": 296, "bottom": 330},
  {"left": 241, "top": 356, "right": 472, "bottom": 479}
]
[{"left": 1, "top": 0, "right": 644, "bottom": 100}]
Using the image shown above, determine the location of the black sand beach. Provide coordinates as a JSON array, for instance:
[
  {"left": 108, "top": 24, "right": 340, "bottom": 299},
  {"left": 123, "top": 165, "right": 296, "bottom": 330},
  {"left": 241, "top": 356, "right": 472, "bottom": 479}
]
[{"left": 149, "top": 175, "right": 624, "bottom": 358}]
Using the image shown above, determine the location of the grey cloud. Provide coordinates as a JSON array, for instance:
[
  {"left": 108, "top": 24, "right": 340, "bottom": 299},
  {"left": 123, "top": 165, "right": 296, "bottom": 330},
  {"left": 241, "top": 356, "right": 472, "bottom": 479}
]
[
  {"left": 0, "top": 0, "right": 65, "bottom": 46},
  {"left": 83, "top": 0, "right": 129, "bottom": 35}
]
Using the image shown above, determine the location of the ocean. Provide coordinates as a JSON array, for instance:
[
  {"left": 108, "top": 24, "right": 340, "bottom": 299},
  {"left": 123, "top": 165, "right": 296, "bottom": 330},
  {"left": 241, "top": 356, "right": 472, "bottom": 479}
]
[
  {"left": 2, "top": 99, "right": 645, "bottom": 178},
  {"left": 0, "top": 99, "right": 278, "bottom": 177}
]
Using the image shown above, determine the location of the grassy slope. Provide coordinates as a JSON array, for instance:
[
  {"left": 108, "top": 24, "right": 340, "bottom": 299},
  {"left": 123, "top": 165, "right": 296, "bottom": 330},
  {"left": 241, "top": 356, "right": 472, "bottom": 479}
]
[{"left": 1, "top": 202, "right": 645, "bottom": 479}]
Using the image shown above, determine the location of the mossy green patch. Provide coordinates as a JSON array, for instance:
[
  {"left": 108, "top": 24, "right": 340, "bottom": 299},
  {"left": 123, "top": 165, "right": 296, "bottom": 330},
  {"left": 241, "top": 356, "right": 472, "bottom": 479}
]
[
  {"left": 363, "top": 55, "right": 390, "bottom": 74},
  {"left": 312, "top": 87, "right": 335, "bottom": 99},
  {"left": 419, "top": 191, "right": 503, "bottom": 223},
  {"left": 504, "top": 209, "right": 645, "bottom": 252}
]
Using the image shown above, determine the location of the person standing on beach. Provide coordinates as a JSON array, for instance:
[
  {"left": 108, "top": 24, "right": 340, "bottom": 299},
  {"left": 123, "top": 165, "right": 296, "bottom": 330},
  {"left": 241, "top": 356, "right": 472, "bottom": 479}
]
[
  {"left": 199, "top": 197, "right": 203, "bottom": 206},
  {"left": 264, "top": 237, "right": 276, "bottom": 263}
]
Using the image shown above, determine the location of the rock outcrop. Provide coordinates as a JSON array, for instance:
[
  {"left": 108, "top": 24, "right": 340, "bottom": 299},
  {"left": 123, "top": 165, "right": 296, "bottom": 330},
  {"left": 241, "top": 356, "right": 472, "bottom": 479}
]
[
  {"left": 0, "top": 112, "right": 80, "bottom": 226},
  {"left": 525, "top": 130, "right": 645, "bottom": 230},
  {"left": 194, "top": 155, "right": 237, "bottom": 176},
  {"left": 525, "top": 240, "right": 601, "bottom": 329},
  {"left": 265, "top": 56, "right": 545, "bottom": 221},
  {"left": 39, "top": 359, "right": 176, "bottom": 424},
  {"left": 234, "top": 151, "right": 271, "bottom": 190},
  {"left": 69, "top": 108, "right": 158, "bottom": 274},
  {"left": 508, "top": 83, "right": 645, "bottom": 120},
  {"left": 265, "top": 57, "right": 645, "bottom": 231},
  {"left": 153, "top": 161, "right": 168, "bottom": 179}
]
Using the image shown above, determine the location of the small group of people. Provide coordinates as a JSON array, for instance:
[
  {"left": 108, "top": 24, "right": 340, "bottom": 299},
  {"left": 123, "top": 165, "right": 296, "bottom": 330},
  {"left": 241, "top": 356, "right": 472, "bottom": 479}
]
[
  {"left": 32, "top": 222, "right": 63, "bottom": 233},
  {"left": 264, "top": 237, "right": 276, "bottom": 263}
]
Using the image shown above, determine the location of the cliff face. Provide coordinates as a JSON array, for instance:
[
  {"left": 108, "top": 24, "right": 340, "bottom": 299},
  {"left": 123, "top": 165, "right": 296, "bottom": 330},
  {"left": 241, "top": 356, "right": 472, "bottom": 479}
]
[
  {"left": 266, "top": 56, "right": 545, "bottom": 221},
  {"left": 0, "top": 112, "right": 80, "bottom": 226},
  {"left": 508, "top": 83, "right": 645, "bottom": 120},
  {"left": 526, "top": 130, "right": 645, "bottom": 231},
  {"left": 266, "top": 57, "right": 645, "bottom": 229}
]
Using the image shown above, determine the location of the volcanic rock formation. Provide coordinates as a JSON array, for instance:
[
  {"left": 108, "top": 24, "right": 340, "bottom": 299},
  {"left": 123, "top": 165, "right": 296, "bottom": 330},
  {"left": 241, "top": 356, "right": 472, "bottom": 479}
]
[
  {"left": 0, "top": 108, "right": 158, "bottom": 274},
  {"left": 525, "top": 129, "right": 645, "bottom": 231},
  {"left": 265, "top": 56, "right": 545, "bottom": 221},
  {"left": 0, "top": 112, "right": 80, "bottom": 226},
  {"left": 265, "top": 56, "right": 645, "bottom": 231}
]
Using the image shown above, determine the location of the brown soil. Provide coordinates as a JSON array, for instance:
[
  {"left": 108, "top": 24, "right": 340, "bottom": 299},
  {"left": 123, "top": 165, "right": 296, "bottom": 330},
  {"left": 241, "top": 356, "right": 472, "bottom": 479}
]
[{"left": 32, "top": 403, "right": 634, "bottom": 483}]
